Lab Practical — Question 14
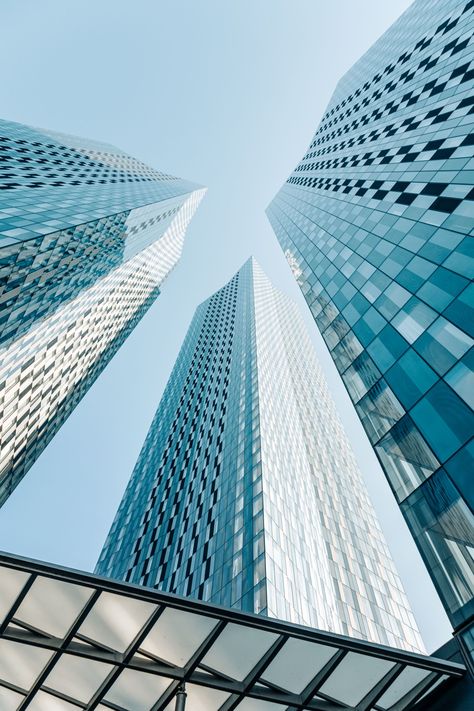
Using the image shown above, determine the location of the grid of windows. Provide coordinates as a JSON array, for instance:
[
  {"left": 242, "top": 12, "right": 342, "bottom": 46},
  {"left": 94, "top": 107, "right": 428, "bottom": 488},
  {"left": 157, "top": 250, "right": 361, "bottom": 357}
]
[
  {"left": 267, "top": 0, "right": 473, "bottom": 632},
  {"left": 0, "top": 119, "right": 205, "bottom": 505},
  {"left": 97, "top": 258, "right": 424, "bottom": 653}
]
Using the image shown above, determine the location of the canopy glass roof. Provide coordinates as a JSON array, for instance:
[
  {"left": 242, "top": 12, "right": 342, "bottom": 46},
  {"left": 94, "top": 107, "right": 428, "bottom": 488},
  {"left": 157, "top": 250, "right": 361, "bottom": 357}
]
[{"left": 0, "top": 553, "right": 464, "bottom": 711}]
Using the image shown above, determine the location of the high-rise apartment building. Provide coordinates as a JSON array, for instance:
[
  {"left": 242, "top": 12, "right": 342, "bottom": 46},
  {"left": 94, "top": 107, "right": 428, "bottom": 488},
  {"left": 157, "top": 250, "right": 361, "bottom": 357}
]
[
  {"left": 97, "top": 258, "right": 424, "bottom": 653},
  {"left": 267, "top": 0, "right": 473, "bottom": 647},
  {"left": 0, "top": 119, "right": 205, "bottom": 506}
]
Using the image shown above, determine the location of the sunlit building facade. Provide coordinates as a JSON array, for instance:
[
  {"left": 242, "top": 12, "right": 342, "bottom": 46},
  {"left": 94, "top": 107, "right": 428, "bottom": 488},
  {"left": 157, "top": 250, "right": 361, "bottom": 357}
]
[
  {"left": 97, "top": 258, "right": 424, "bottom": 653},
  {"left": 0, "top": 119, "right": 205, "bottom": 505},
  {"left": 267, "top": 0, "right": 474, "bottom": 646}
]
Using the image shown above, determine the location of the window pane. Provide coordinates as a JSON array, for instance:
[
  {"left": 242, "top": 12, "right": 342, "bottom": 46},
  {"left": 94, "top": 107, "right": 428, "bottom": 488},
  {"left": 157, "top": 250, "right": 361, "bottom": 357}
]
[
  {"left": 0, "top": 639, "right": 52, "bottom": 692},
  {"left": 201, "top": 624, "right": 278, "bottom": 681},
  {"left": 0, "top": 566, "right": 29, "bottom": 625},
  {"left": 318, "top": 652, "right": 394, "bottom": 706},
  {"left": 140, "top": 608, "right": 217, "bottom": 666},
  {"left": 15, "top": 576, "right": 92, "bottom": 638},
  {"left": 78, "top": 592, "right": 155, "bottom": 652},
  {"left": 44, "top": 653, "right": 112, "bottom": 703},
  {"left": 104, "top": 668, "right": 170, "bottom": 711},
  {"left": 262, "top": 638, "right": 337, "bottom": 694}
]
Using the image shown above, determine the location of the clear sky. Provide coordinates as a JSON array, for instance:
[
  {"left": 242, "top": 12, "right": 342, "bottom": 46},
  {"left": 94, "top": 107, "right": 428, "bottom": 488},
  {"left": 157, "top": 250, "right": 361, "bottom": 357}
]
[{"left": 0, "top": 0, "right": 451, "bottom": 651}]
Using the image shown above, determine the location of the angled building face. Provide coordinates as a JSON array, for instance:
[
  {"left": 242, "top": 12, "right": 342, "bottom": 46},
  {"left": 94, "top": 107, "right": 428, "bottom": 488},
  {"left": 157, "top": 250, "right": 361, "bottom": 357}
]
[
  {"left": 267, "top": 0, "right": 474, "bottom": 638},
  {"left": 0, "top": 119, "right": 205, "bottom": 505},
  {"left": 97, "top": 259, "right": 424, "bottom": 653}
]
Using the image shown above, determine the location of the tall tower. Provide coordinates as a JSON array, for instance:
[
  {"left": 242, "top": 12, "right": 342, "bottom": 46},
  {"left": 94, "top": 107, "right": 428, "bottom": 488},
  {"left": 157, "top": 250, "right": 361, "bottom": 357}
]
[
  {"left": 0, "top": 119, "right": 205, "bottom": 505},
  {"left": 267, "top": 0, "right": 474, "bottom": 646},
  {"left": 97, "top": 258, "right": 424, "bottom": 653}
]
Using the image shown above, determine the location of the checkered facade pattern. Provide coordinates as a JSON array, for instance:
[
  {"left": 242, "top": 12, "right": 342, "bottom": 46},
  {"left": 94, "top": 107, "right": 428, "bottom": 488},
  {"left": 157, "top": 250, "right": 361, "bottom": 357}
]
[
  {"left": 0, "top": 119, "right": 205, "bottom": 505},
  {"left": 267, "top": 0, "right": 474, "bottom": 633}
]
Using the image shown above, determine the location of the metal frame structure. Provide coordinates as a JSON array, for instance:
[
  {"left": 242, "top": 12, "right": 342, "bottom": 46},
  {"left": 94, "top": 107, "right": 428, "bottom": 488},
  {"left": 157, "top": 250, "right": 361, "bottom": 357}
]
[{"left": 0, "top": 552, "right": 465, "bottom": 711}]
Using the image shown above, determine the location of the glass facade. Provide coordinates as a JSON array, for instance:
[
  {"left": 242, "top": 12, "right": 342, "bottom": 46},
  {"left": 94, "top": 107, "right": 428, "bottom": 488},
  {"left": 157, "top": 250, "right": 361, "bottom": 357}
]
[
  {"left": 97, "top": 258, "right": 424, "bottom": 653},
  {"left": 0, "top": 119, "right": 205, "bottom": 505},
  {"left": 267, "top": 0, "right": 473, "bottom": 632}
]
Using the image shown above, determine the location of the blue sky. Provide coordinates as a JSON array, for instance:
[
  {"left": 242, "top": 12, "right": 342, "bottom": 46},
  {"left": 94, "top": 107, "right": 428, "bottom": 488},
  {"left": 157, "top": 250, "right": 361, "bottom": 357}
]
[{"left": 0, "top": 0, "right": 451, "bottom": 650}]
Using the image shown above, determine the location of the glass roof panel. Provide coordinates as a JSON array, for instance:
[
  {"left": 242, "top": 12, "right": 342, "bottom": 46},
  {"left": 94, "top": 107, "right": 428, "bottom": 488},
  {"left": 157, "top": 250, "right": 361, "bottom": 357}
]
[
  {"left": 78, "top": 591, "right": 156, "bottom": 652},
  {"left": 0, "top": 566, "right": 29, "bottom": 624},
  {"left": 377, "top": 665, "right": 432, "bottom": 709},
  {"left": 140, "top": 608, "right": 217, "bottom": 666},
  {"left": 236, "top": 699, "right": 286, "bottom": 709},
  {"left": 0, "top": 639, "right": 52, "bottom": 691},
  {"left": 318, "top": 651, "right": 395, "bottom": 706},
  {"left": 182, "top": 682, "right": 231, "bottom": 710},
  {"left": 104, "top": 668, "right": 171, "bottom": 710},
  {"left": 417, "top": 674, "right": 448, "bottom": 701},
  {"left": 28, "top": 690, "right": 82, "bottom": 710},
  {"left": 14, "top": 575, "right": 92, "bottom": 638},
  {"left": 201, "top": 623, "right": 279, "bottom": 682},
  {"left": 262, "top": 638, "right": 338, "bottom": 693},
  {"left": 0, "top": 685, "right": 24, "bottom": 711},
  {"left": 43, "top": 652, "right": 112, "bottom": 703}
]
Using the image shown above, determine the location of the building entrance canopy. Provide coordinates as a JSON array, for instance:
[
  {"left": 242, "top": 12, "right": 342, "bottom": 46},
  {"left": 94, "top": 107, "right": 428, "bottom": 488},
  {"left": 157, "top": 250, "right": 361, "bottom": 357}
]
[{"left": 0, "top": 552, "right": 465, "bottom": 711}]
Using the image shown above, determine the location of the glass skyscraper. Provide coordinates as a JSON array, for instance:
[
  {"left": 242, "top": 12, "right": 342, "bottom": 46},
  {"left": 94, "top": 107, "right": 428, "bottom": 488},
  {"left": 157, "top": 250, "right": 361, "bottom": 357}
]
[
  {"left": 0, "top": 119, "right": 205, "bottom": 506},
  {"left": 267, "top": 0, "right": 473, "bottom": 645},
  {"left": 97, "top": 258, "right": 423, "bottom": 653}
]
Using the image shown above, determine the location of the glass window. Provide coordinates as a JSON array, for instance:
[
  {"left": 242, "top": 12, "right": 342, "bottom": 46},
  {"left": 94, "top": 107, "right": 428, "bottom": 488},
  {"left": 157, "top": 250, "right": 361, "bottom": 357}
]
[
  {"left": 367, "top": 324, "right": 408, "bottom": 372},
  {"left": 411, "top": 382, "right": 474, "bottom": 462},
  {"left": 445, "top": 351, "right": 474, "bottom": 410},
  {"left": 444, "top": 283, "right": 474, "bottom": 339},
  {"left": 356, "top": 380, "right": 404, "bottom": 444},
  {"left": 444, "top": 440, "right": 474, "bottom": 511},
  {"left": 414, "top": 317, "right": 472, "bottom": 376},
  {"left": 392, "top": 297, "right": 437, "bottom": 344},
  {"left": 402, "top": 470, "right": 474, "bottom": 617},
  {"left": 375, "top": 416, "right": 439, "bottom": 501},
  {"left": 386, "top": 349, "right": 438, "bottom": 409},
  {"left": 342, "top": 352, "right": 381, "bottom": 402}
]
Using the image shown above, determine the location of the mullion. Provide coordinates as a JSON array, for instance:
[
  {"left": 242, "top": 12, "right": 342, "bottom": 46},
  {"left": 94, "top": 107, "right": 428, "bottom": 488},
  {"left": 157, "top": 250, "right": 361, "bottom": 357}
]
[
  {"left": 86, "top": 602, "right": 165, "bottom": 710},
  {"left": 16, "top": 587, "right": 101, "bottom": 711}
]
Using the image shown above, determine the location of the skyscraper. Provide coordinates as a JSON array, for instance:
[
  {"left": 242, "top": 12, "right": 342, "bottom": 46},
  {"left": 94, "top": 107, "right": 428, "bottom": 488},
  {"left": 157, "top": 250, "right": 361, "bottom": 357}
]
[
  {"left": 97, "top": 258, "right": 423, "bottom": 654},
  {"left": 266, "top": 0, "right": 473, "bottom": 648},
  {"left": 0, "top": 119, "right": 205, "bottom": 506}
]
